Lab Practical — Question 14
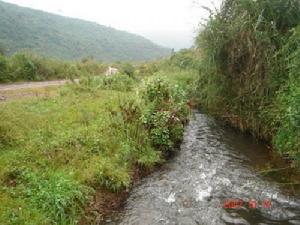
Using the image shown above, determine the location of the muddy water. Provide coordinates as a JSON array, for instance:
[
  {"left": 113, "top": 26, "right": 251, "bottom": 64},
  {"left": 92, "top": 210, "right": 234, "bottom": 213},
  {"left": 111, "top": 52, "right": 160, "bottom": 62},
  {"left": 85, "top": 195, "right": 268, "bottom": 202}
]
[{"left": 104, "top": 112, "right": 300, "bottom": 225}]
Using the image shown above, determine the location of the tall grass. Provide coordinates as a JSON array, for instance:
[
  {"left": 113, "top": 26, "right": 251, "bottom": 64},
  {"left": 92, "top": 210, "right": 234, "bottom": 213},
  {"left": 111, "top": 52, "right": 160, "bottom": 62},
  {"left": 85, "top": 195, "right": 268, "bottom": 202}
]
[
  {"left": 272, "top": 24, "right": 300, "bottom": 162},
  {"left": 196, "top": 0, "right": 300, "bottom": 164}
]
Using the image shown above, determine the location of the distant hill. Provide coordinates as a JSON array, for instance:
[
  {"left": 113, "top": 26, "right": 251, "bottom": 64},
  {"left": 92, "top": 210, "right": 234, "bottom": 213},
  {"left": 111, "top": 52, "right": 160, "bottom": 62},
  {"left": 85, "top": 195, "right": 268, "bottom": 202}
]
[{"left": 0, "top": 1, "right": 171, "bottom": 61}]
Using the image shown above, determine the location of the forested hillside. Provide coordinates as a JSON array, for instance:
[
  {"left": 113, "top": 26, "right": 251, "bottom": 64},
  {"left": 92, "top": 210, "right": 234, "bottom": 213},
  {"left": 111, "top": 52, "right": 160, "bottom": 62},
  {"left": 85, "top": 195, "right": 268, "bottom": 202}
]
[{"left": 0, "top": 1, "right": 170, "bottom": 61}]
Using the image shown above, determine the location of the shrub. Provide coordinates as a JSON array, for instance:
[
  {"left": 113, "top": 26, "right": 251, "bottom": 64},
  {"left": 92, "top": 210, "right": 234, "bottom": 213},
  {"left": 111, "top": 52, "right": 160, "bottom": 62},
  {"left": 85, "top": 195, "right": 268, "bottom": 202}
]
[
  {"left": 0, "top": 52, "right": 105, "bottom": 83},
  {"left": 142, "top": 76, "right": 172, "bottom": 104},
  {"left": 0, "top": 55, "right": 8, "bottom": 82},
  {"left": 101, "top": 74, "right": 136, "bottom": 91},
  {"left": 9, "top": 53, "right": 38, "bottom": 81},
  {"left": 120, "top": 62, "right": 135, "bottom": 77},
  {"left": 141, "top": 76, "right": 189, "bottom": 152},
  {"left": 168, "top": 49, "right": 199, "bottom": 70},
  {"left": 76, "top": 57, "right": 106, "bottom": 76},
  {"left": 145, "top": 111, "right": 174, "bottom": 150},
  {"left": 138, "top": 62, "right": 160, "bottom": 76}
]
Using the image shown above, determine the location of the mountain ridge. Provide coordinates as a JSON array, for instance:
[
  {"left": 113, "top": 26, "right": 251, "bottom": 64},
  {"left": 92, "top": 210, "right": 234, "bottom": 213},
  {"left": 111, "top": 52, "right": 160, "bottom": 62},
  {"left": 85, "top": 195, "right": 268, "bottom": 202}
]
[{"left": 0, "top": 0, "right": 171, "bottom": 61}]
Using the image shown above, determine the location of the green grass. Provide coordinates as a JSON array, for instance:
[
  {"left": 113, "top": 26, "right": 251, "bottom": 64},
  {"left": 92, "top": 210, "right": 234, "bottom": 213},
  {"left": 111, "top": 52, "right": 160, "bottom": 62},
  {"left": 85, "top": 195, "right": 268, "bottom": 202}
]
[{"left": 0, "top": 71, "right": 192, "bottom": 224}]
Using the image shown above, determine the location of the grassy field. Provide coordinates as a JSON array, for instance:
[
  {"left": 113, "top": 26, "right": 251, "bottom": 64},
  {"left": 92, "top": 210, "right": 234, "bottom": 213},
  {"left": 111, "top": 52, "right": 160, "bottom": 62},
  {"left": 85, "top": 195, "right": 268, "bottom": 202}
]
[{"left": 0, "top": 71, "right": 195, "bottom": 224}]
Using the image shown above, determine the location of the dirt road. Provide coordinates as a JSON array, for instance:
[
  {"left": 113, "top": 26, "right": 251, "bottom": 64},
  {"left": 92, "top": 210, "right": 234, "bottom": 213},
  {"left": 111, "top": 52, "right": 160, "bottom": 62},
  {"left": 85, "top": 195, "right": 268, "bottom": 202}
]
[
  {"left": 0, "top": 79, "right": 77, "bottom": 91},
  {"left": 0, "top": 79, "right": 78, "bottom": 101}
]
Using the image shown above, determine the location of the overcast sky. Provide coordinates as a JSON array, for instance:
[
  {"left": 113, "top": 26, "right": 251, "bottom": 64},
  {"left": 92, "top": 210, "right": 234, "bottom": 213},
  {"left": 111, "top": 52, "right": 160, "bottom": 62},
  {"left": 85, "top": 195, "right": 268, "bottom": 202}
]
[{"left": 2, "top": 0, "right": 222, "bottom": 50}]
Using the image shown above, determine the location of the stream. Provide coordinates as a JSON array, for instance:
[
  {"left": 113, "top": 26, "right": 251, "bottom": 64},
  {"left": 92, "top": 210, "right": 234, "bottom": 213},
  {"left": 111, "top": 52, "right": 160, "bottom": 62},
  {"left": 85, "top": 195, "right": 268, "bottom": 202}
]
[{"left": 103, "top": 112, "right": 300, "bottom": 225}]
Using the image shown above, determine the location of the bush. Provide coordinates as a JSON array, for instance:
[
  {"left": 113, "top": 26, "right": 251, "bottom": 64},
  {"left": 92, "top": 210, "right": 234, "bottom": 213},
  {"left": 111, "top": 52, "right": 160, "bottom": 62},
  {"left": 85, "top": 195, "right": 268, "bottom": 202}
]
[
  {"left": 9, "top": 53, "right": 38, "bottom": 81},
  {"left": 120, "top": 62, "right": 135, "bottom": 77},
  {"left": 142, "top": 76, "right": 172, "bottom": 104},
  {"left": 141, "top": 76, "right": 189, "bottom": 152},
  {"left": 0, "top": 52, "right": 106, "bottom": 83},
  {"left": 168, "top": 49, "right": 200, "bottom": 70},
  {"left": 0, "top": 55, "right": 8, "bottom": 82},
  {"left": 76, "top": 57, "right": 106, "bottom": 76},
  {"left": 148, "top": 111, "right": 173, "bottom": 149},
  {"left": 137, "top": 62, "right": 160, "bottom": 76},
  {"left": 23, "top": 54, "right": 81, "bottom": 81}
]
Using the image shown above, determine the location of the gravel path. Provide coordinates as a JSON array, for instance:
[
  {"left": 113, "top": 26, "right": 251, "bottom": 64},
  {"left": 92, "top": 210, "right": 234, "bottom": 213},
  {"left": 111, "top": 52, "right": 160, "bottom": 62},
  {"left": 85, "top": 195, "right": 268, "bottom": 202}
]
[
  {"left": 0, "top": 79, "right": 77, "bottom": 91},
  {"left": 0, "top": 79, "right": 79, "bottom": 101}
]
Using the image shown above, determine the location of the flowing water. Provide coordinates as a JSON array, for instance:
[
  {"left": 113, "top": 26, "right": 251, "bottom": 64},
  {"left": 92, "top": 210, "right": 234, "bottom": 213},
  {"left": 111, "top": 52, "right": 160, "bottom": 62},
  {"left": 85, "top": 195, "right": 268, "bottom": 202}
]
[{"left": 103, "top": 112, "right": 300, "bottom": 225}]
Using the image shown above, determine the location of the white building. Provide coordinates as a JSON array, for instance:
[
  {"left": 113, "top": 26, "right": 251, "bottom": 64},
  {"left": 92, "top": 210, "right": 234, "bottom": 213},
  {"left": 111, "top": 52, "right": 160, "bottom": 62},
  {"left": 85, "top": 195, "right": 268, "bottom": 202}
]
[{"left": 105, "top": 66, "right": 119, "bottom": 76}]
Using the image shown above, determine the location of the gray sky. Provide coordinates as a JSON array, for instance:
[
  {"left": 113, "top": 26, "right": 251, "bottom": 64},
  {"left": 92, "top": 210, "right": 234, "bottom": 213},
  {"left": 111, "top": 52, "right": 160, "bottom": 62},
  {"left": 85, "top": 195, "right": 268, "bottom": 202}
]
[{"left": 3, "top": 0, "right": 221, "bottom": 50}]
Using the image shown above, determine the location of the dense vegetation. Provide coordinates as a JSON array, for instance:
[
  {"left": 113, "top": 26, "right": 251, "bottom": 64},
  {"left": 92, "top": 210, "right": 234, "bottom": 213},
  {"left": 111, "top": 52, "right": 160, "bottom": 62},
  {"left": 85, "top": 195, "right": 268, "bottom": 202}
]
[
  {"left": 0, "top": 51, "right": 147, "bottom": 83},
  {"left": 0, "top": 1, "right": 170, "bottom": 61},
  {"left": 0, "top": 52, "right": 108, "bottom": 82},
  {"left": 2, "top": 0, "right": 300, "bottom": 223},
  {"left": 0, "top": 61, "right": 194, "bottom": 224},
  {"left": 195, "top": 0, "right": 300, "bottom": 165}
]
